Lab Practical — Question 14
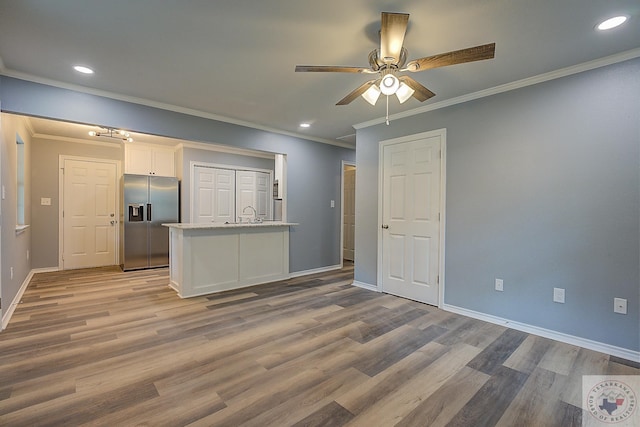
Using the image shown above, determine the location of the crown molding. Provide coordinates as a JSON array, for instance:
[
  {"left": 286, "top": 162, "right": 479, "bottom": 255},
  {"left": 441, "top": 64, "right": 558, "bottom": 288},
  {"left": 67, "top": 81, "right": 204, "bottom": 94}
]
[
  {"left": 177, "top": 140, "right": 275, "bottom": 160},
  {"left": 0, "top": 69, "right": 354, "bottom": 150},
  {"left": 32, "top": 132, "right": 123, "bottom": 149},
  {"left": 354, "top": 48, "right": 640, "bottom": 130}
]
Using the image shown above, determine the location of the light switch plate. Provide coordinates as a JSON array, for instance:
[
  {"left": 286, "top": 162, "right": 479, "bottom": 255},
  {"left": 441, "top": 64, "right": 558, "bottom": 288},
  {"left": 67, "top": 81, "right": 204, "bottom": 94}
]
[
  {"left": 495, "top": 278, "right": 504, "bottom": 292},
  {"left": 553, "top": 287, "right": 565, "bottom": 303},
  {"left": 41, "top": 197, "right": 52, "bottom": 206}
]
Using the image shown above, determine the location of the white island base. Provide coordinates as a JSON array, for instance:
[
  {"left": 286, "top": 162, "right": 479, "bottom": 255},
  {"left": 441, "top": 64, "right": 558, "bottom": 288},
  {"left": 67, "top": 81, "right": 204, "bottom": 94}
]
[{"left": 164, "top": 222, "right": 297, "bottom": 298}]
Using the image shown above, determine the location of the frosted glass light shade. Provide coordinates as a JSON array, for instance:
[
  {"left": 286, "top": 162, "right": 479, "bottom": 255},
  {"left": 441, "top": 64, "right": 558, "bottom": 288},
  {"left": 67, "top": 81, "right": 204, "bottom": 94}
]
[
  {"left": 362, "top": 84, "right": 381, "bottom": 105},
  {"left": 395, "top": 82, "right": 415, "bottom": 104},
  {"left": 380, "top": 74, "right": 400, "bottom": 95}
]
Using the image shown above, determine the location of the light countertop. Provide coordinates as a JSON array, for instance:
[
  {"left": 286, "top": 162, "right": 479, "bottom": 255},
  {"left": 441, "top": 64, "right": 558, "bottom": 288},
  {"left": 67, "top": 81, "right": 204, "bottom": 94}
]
[{"left": 163, "top": 221, "right": 298, "bottom": 230}]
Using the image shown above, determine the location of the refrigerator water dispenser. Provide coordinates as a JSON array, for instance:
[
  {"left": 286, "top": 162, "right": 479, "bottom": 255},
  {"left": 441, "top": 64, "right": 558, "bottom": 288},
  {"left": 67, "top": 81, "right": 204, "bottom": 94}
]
[{"left": 128, "top": 204, "right": 145, "bottom": 222}]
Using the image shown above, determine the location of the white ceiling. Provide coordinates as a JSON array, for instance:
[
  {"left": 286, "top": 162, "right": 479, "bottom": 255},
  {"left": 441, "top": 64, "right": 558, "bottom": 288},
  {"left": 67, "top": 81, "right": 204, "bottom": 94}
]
[{"left": 1, "top": 1, "right": 639, "bottom": 147}]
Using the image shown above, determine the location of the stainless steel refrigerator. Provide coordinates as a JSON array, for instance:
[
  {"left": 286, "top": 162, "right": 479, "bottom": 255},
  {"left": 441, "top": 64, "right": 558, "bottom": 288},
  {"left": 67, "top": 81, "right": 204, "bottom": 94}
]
[{"left": 122, "top": 174, "right": 179, "bottom": 271}]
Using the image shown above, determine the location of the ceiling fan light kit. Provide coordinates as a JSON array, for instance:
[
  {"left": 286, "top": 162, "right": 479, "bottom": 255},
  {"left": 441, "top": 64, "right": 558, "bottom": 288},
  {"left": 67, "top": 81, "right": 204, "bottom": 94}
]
[
  {"left": 380, "top": 73, "right": 400, "bottom": 95},
  {"left": 296, "top": 12, "right": 496, "bottom": 124},
  {"left": 362, "top": 84, "right": 381, "bottom": 106}
]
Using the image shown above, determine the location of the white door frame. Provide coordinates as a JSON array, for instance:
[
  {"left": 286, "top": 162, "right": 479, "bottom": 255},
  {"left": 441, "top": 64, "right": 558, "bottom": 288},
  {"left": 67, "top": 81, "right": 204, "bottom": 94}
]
[
  {"left": 377, "top": 129, "right": 447, "bottom": 308},
  {"left": 340, "top": 160, "right": 356, "bottom": 267},
  {"left": 58, "top": 155, "right": 121, "bottom": 270}
]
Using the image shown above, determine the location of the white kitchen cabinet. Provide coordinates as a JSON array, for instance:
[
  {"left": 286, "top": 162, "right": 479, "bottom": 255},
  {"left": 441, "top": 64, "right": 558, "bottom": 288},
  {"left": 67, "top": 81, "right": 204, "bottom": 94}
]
[{"left": 125, "top": 143, "right": 175, "bottom": 177}]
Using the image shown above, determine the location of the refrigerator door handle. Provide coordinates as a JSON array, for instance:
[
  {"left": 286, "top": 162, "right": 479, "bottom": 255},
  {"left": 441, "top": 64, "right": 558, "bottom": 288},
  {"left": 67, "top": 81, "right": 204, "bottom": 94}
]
[{"left": 147, "top": 203, "right": 152, "bottom": 221}]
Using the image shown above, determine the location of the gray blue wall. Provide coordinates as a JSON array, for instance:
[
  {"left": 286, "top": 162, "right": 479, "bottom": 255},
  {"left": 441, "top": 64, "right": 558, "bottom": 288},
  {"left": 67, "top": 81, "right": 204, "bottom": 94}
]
[
  {"left": 0, "top": 114, "right": 32, "bottom": 321},
  {"left": 355, "top": 58, "right": 640, "bottom": 352},
  {"left": 0, "top": 76, "right": 354, "bottom": 281}
]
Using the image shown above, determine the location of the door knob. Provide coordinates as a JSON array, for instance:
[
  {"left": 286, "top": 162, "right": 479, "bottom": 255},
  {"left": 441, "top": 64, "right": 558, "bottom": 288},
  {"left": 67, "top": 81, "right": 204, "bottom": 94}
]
[
  {"left": 381, "top": 224, "right": 389, "bottom": 229},
  {"left": 110, "top": 220, "right": 116, "bottom": 225}
]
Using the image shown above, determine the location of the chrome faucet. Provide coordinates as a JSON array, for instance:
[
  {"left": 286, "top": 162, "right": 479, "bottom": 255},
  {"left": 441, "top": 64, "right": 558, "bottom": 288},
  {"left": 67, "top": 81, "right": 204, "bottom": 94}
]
[{"left": 242, "top": 205, "right": 259, "bottom": 223}]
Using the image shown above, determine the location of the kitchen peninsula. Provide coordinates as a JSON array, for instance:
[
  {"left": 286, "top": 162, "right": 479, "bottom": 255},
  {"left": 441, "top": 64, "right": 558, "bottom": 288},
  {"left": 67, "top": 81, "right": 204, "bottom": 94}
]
[{"left": 164, "top": 222, "right": 297, "bottom": 298}]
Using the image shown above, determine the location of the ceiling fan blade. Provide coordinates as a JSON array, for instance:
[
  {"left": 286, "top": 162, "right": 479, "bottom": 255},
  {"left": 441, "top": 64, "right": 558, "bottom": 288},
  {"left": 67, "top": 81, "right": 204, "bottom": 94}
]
[
  {"left": 295, "top": 65, "right": 371, "bottom": 73},
  {"left": 380, "top": 12, "right": 409, "bottom": 64},
  {"left": 405, "top": 42, "right": 496, "bottom": 72},
  {"left": 399, "top": 76, "right": 436, "bottom": 102},
  {"left": 336, "top": 79, "right": 378, "bottom": 105}
]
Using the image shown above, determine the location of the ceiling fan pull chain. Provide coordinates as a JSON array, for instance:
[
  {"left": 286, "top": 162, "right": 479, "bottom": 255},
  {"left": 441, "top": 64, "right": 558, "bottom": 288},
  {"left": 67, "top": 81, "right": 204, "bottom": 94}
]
[{"left": 386, "top": 95, "right": 390, "bottom": 125}]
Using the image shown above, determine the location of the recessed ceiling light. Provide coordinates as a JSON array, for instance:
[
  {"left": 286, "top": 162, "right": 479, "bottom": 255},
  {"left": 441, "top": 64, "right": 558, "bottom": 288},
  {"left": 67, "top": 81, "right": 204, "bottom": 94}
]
[
  {"left": 299, "top": 123, "right": 311, "bottom": 128},
  {"left": 73, "top": 65, "right": 94, "bottom": 74},
  {"left": 597, "top": 16, "right": 628, "bottom": 31}
]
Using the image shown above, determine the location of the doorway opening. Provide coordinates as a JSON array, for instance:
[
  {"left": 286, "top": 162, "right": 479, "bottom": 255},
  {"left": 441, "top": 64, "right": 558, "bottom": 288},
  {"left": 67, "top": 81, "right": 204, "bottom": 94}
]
[{"left": 342, "top": 161, "right": 356, "bottom": 267}]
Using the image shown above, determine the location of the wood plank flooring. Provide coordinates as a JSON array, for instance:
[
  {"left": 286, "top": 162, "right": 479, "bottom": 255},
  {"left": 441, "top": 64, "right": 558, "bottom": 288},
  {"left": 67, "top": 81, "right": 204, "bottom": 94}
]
[{"left": 0, "top": 264, "right": 637, "bottom": 426}]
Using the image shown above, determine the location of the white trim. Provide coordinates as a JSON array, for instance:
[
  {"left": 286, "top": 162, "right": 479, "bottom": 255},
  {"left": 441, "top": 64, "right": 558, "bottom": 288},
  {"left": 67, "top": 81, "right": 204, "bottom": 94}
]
[
  {"left": 178, "top": 140, "right": 275, "bottom": 159},
  {"left": 1, "top": 270, "right": 34, "bottom": 330},
  {"left": 34, "top": 133, "right": 122, "bottom": 149},
  {"left": 58, "top": 155, "right": 121, "bottom": 270},
  {"left": 442, "top": 303, "right": 640, "bottom": 363},
  {"left": 377, "top": 129, "right": 447, "bottom": 306},
  {"left": 15, "top": 224, "right": 30, "bottom": 233},
  {"left": 0, "top": 69, "right": 353, "bottom": 149},
  {"left": 352, "top": 280, "right": 379, "bottom": 292},
  {"left": 31, "top": 267, "right": 59, "bottom": 274},
  {"left": 288, "top": 264, "right": 342, "bottom": 279},
  {"left": 354, "top": 48, "right": 640, "bottom": 130}
]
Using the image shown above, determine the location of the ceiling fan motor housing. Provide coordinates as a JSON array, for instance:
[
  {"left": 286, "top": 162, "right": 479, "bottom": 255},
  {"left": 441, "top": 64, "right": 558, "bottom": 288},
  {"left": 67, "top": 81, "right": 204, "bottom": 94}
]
[{"left": 369, "top": 48, "right": 408, "bottom": 71}]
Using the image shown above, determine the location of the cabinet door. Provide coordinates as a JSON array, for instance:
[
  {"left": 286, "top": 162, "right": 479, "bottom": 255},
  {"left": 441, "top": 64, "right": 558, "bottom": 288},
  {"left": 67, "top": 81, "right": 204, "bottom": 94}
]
[
  {"left": 125, "top": 145, "right": 153, "bottom": 175},
  {"left": 152, "top": 148, "right": 175, "bottom": 177}
]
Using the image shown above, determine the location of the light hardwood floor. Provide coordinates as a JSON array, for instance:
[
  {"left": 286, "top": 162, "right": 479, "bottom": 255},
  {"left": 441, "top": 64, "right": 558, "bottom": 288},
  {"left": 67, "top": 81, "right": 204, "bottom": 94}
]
[{"left": 0, "top": 264, "right": 637, "bottom": 426}]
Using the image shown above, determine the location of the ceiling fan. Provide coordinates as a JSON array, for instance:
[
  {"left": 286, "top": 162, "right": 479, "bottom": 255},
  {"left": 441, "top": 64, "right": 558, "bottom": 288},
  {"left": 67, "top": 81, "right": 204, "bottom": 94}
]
[{"left": 295, "top": 12, "right": 496, "bottom": 109}]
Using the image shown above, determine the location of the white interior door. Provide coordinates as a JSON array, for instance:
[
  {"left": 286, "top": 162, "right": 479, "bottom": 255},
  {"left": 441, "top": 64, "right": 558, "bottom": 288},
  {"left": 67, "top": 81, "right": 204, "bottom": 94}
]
[
  {"left": 194, "top": 166, "right": 235, "bottom": 223},
  {"left": 236, "top": 170, "right": 256, "bottom": 222},
  {"left": 343, "top": 166, "right": 356, "bottom": 261},
  {"left": 381, "top": 134, "right": 442, "bottom": 305},
  {"left": 255, "top": 172, "right": 271, "bottom": 219},
  {"left": 62, "top": 158, "right": 117, "bottom": 269},
  {"left": 237, "top": 171, "right": 272, "bottom": 221}
]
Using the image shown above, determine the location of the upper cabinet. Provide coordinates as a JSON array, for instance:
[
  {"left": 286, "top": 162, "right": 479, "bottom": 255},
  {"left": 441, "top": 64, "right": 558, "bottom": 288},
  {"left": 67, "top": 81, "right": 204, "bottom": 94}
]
[{"left": 125, "top": 143, "right": 175, "bottom": 177}]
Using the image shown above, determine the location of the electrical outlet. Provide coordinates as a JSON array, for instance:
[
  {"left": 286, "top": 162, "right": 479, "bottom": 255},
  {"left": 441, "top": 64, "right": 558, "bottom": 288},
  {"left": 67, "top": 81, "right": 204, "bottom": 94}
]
[
  {"left": 495, "top": 278, "right": 504, "bottom": 292},
  {"left": 614, "top": 298, "right": 627, "bottom": 314},
  {"left": 330, "top": 200, "right": 335, "bottom": 208},
  {"left": 553, "top": 287, "right": 565, "bottom": 303}
]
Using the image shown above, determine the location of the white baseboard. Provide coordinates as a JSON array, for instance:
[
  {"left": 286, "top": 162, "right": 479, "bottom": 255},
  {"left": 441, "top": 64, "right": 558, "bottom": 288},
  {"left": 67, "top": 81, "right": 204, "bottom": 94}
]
[
  {"left": 352, "top": 280, "right": 379, "bottom": 292},
  {"left": 31, "top": 267, "right": 59, "bottom": 274},
  {"left": 1, "top": 269, "right": 35, "bottom": 330},
  {"left": 442, "top": 303, "right": 640, "bottom": 363},
  {"left": 289, "top": 264, "right": 342, "bottom": 278}
]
